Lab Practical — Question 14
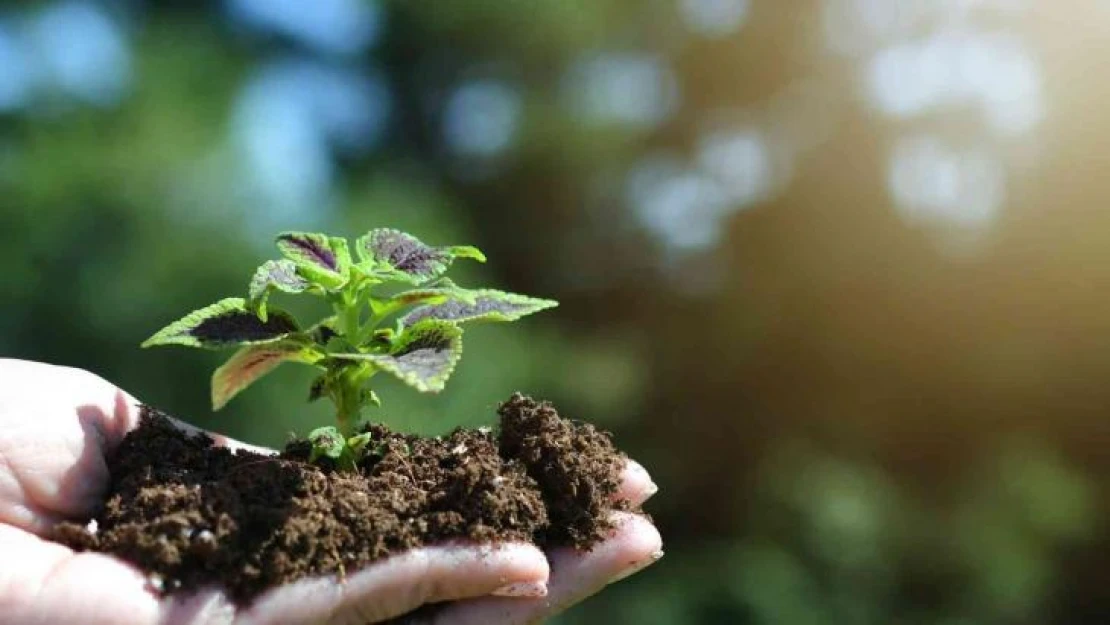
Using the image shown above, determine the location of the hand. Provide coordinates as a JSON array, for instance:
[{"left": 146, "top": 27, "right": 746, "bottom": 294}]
[{"left": 0, "top": 359, "right": 662, "bottom": 624}]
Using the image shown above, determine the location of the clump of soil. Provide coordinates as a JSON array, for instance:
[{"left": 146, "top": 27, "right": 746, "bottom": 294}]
[{"left": 53, "top": 394, "right": 632, "bottom": 604}]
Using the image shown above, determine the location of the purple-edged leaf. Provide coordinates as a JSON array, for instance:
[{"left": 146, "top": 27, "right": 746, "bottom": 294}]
[
  {"left": 275, "top": 232, "right": 351, "bottom": 289},
  {"left": 142, "top": 298, "right": 299, "bottom": 349},
  {"left": 211, "top": 341, "right": 320, "bottom": 410},
  {"left": 356, "top": 229, "right": 485, "bottom": 284},
  {"left": 248, "top": 259, "right": 310, "bottom": 320},
  {"left": 331, "top": 320, "right": 462, "bottom": 392},
  {"left": 401, "top": 289, "right": 558, "bottom": 327}
]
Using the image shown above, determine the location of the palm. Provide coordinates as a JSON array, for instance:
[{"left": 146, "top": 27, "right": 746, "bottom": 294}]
[{"left": 0, "top": 360, "right": 661, "bottom": 625}]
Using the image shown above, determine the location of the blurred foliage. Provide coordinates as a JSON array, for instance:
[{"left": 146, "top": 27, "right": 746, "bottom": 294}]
[{"left": 1, "top": 1, "right": 1107, "bottom": 623}]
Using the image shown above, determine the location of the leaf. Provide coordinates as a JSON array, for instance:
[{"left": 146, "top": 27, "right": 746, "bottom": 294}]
[
  {"left": 379, "top": 285, "right": 479, "bottom": 318},
  {"left": 346, "top": 432, "right": 374, "bottom": 455},
  {"left": 307, "top": 426, "right": 347, "bottom": 462},
  {"left": 361, "top": 389, "right": 381, "bottom": 407},
  {"left": 248, "top": 259, "right": 310, "bottom": 321},
  {"left": 331, "top": 320, "right": 463, "bottom": 392},
  {"left": 447, "top": 246, "right": 487, "bottom": 262},
  {"left": 142, "top": 298, "right": 299, "bottom": 349},
  {"left": 356, "top": 229, "right": 485, "bottom": 284},
  {"left": 401, "top": 289, "right": 558, "bottom": 327},
  {"left": 275, "top": 232, "right": 351, "bottom": 289},
  {"left": 388, "top": 288, "right": 456, "bottom": 307},
  {"left": 306, "top": 318, "right": 339, "bottom": 346},
  {"left": 211, "top": 341, "right": 319, "bottom": 410}
]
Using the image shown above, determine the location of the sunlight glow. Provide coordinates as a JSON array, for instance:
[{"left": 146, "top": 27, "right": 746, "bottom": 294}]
[
  {"left": 889, "top": 135, "right": 1005, "bottom": 230},
  {"left": 678, "top": 0, "right": 750, "bottom": 39},
  {"left": 443, "top": 80, "right": 522, "bottom": 158},
  {"left": 564, "top": 53, "right": 678, "bottom": 128}
]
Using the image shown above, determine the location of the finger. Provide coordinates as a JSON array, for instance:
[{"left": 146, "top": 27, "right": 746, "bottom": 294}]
[
  {"left": 423, "top": 512, "right": 662, "bottom": 625},
  {"left": 0, "top": 361, "right": 143, "bottom": 533},
  {"left": 163, "top": 415, "right": 276, "bottom": 456},
  {"left": 0, "top": 524, "right": 161, "bottom": 625},
  {"left": 0, "top": 360, "right": 275, "bottom": 536},
  {"left": 615, "top": 459, "right": 659, "bottom": 507},
  {"left": 235, "top": 542, "right": 550, "bottom": 625}
]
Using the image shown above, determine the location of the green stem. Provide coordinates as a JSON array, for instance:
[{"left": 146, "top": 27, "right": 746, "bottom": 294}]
[
  {"left": 340, "top": 300, "right": 361, "bottom": 343},
  {"left": 334, "top": 368, "right": 362, "bottom": 437},
  {"left": 333, "top": 365, "right": 376, "bottom": 437}
]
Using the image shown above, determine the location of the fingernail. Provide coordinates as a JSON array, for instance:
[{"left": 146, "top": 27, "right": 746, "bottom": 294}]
[
  {"left": 491, "top": 581, "right": 548, "bottom": 597},
  {"left": 625, "top": 460, "right": 658, "bottom": 497},
  {"left": 609, "top": 550, "right": 664, "bottom": 584}
]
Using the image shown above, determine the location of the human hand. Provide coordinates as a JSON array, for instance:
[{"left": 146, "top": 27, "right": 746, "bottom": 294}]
[{"left": 0, "top": 359, "right": 662, "bottom": 624}]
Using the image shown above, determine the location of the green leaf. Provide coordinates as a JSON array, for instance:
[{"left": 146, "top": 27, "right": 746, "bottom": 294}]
[
  {"left": 142, "top": 298, "right": 299, "bottom": 349},
  {"left": 356, "top": 229, "right": 485, "bottom": 284},
  {"left": 211, "top": 341, "right": 320, "bottom": 410},
  {"left": 307, "top": 426, "right": 347, "bottom": 462},
  {"left": 401, "top": 289, "right": 558, "bottom": 327},
  {"left": 331, "top": 320, "right": 463, "bottom": 392},
  {"left": 275, "top": 231, "right": 351, "bottom": 289},
  {"left": 361, "top": 389, "right": 381, "bottom": 407},
  {"left": 306, "top": 318, "right": 339, "bottom": 346},
  {"left": 388, "top": 288, "right": 455, "bottom": 307},
  {"left": 248, "top": 259, "right": 310, "bottom": 321},
  {"left": 346, "top": 432, "right": 374, "bottom": 455},
  {"left": 447, "top": 245, "right": 487, "bottom": 262},
  {"left": 379, "top": 285, "right": 479, "bottom": 318}
]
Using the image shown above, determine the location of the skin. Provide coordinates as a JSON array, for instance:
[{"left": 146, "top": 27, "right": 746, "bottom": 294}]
[{"left": 0, "top": 359, "right": 662, "bottom": 624}]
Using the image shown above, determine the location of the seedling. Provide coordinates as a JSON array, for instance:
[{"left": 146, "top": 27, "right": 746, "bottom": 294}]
[{"left": 143, "top": 229, "right": 557, "bottom": 470}]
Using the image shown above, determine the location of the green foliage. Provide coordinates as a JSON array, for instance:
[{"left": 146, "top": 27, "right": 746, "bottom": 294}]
[
  {"left": 401, "top": 289, "right": 558, "bottom": 326},
  {"left": 141, "top": 298, "right": 300, "bottom": 349},
  {"left": 248, "top": 260, "right": 311, "bottom": 321},
  {"left": 143, "top": 229, "right": 557, "bottom": 468},
  {"left": 331, "top": 319, "right": 463, "bottom": 392},
  {"left": 211, "top": 341, "right": 321, "bottom": 410},
  {"left": 275, "top": 232, "right": 353, "bottom": 289},
  {"left": 356, "top": 228, "right": 487, "bottom": 284}
]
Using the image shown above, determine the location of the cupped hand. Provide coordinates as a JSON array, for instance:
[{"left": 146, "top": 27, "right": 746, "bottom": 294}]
[{"left": 0, "top": 359, "right": 662, "bottom": 624}]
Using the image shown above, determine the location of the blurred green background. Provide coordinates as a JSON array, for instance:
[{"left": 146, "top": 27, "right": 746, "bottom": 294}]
[{"left": 1, "top": 0, "right": 1107, "bottom": 623}]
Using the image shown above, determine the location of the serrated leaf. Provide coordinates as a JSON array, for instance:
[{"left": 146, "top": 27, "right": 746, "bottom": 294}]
[
  {"left": 356, "top": 229, "right": 485, "bottom": 284},
  {"left": 380, "top": 286, "right": 479, "bottom": 319},
  {"left": 211, "top": 341, "right": 319, "bottom": 410},
  {"left": 275, "top": 232, "right": 351, "bottom": 289},
  {"left": 142, "top": 298, "right": 299, "bottom": 349},
  {"left": 401, "top": 289, "right": 558, "bottom": 327},
  {"left": 331, "top": 320, "right": 462, "bottom": 392},
  {"left": 248, "top": 259, "right": 310, "bottom": 321}
]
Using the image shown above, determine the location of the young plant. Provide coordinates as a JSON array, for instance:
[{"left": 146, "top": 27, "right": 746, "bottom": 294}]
[{"left": 142, "top": 229, "right": 557, "bottom": 470}]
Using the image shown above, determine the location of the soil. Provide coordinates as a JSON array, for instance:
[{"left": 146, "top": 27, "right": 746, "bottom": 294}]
[{"left": 53, "top": 394, "right": 634, "bottom": 605}]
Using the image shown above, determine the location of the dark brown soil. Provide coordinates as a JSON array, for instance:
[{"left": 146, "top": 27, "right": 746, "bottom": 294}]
[{"left": 53, "top": 394, "right": 633, "bottom": 604}]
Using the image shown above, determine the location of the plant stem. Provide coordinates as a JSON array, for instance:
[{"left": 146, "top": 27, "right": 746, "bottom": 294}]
[
  {"left": 341, "top": 300, "right": 361, "bottom": 344},
  {"left": 334, "top": 368, "right": 362, "bottom": 437},
  {"left": 333, "top": 365, "right": 377, "bottom": 437}
]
